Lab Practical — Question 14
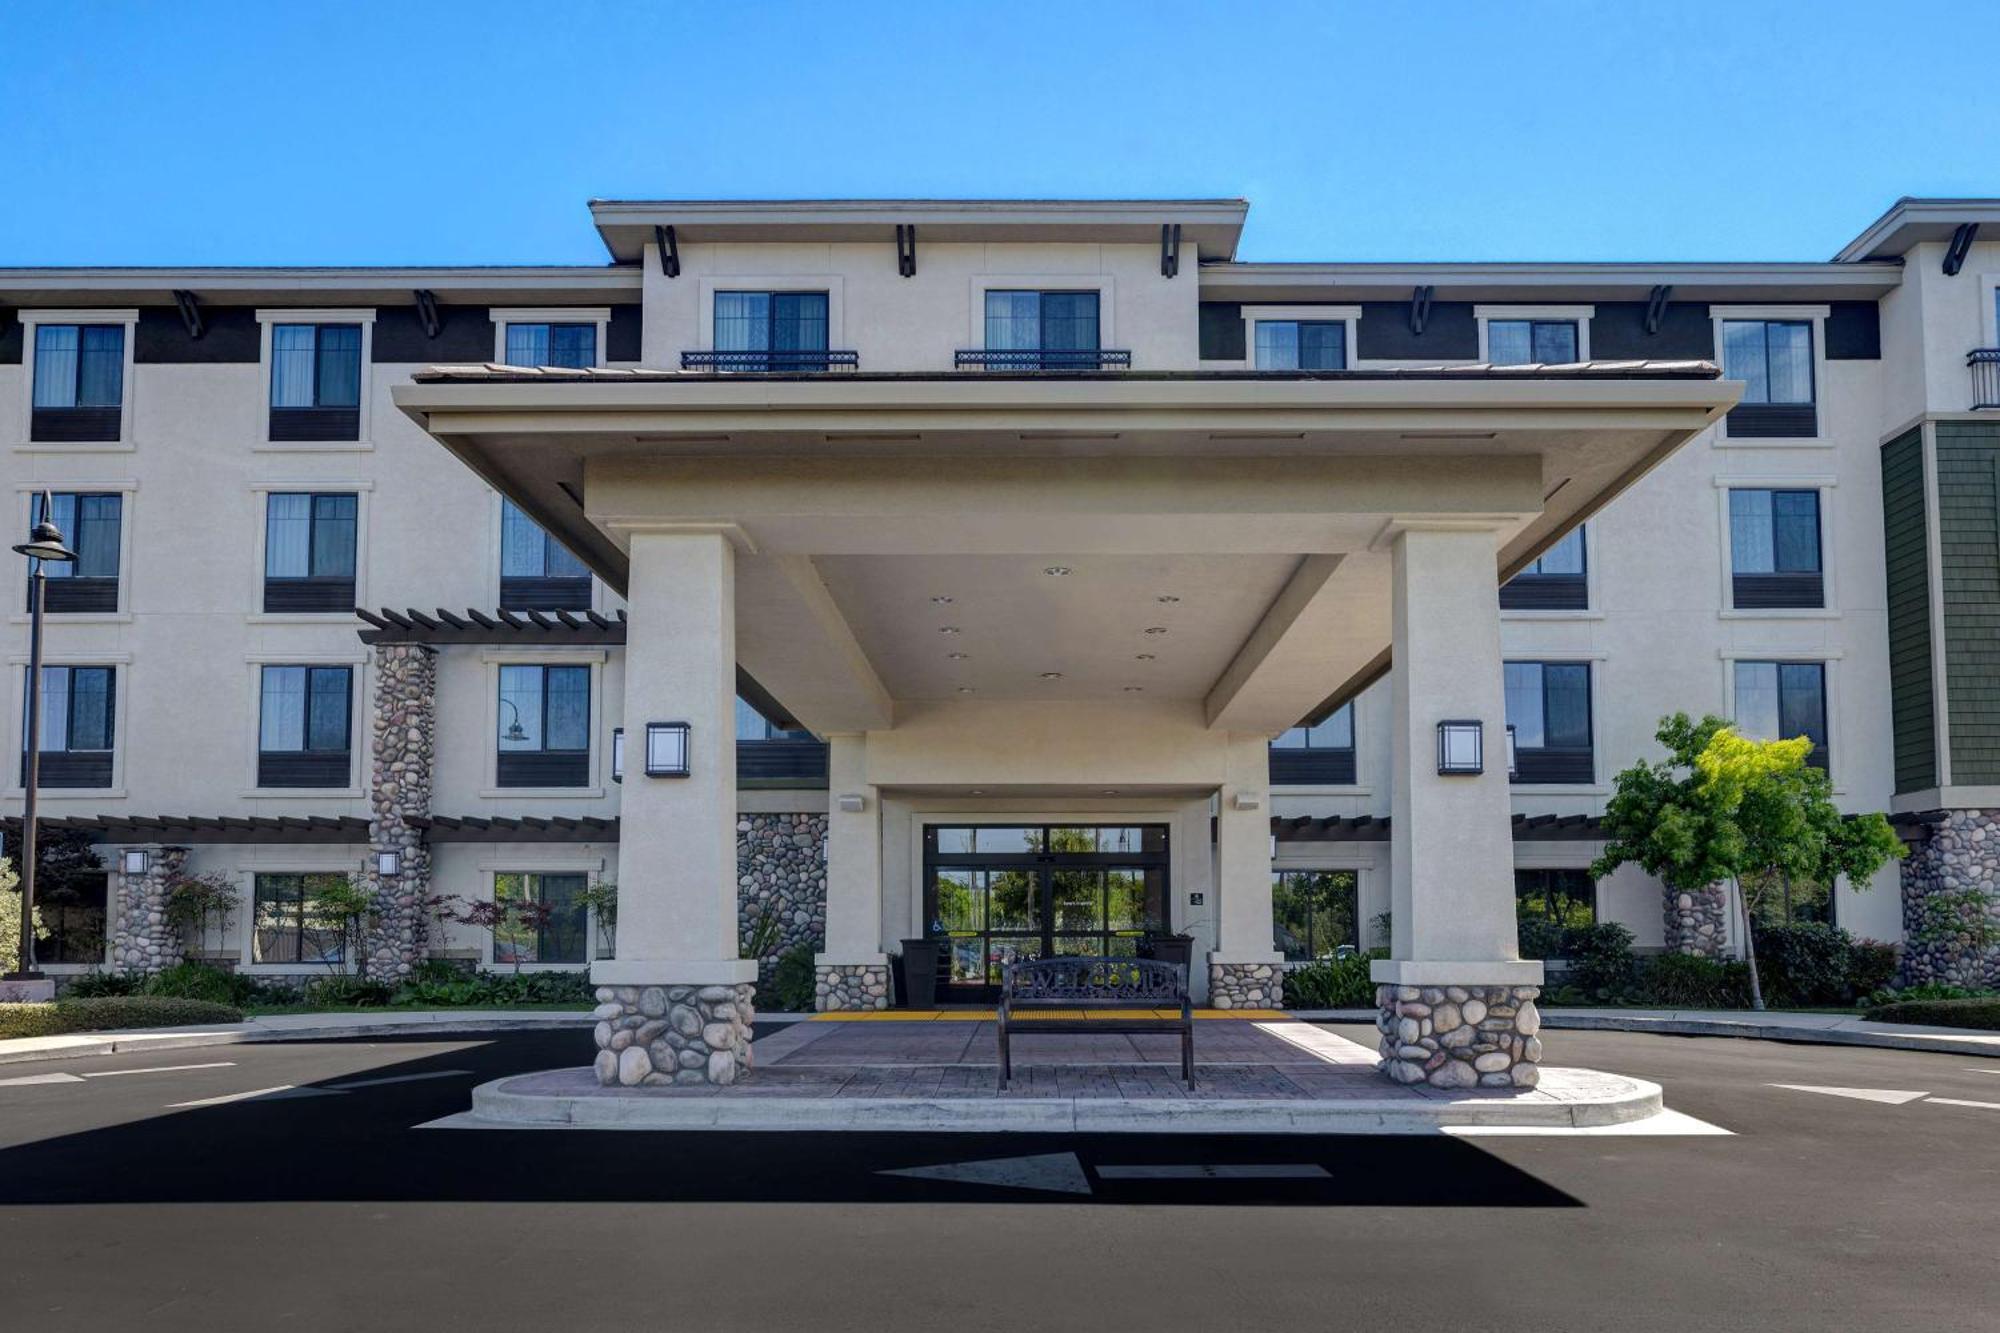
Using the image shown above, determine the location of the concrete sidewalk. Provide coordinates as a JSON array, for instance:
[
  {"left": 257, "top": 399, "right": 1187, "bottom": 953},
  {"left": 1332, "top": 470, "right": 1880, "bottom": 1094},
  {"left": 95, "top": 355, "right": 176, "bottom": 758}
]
[
  {"left": 1298, "top": 1006, "right": 2000, "bottom": 1058},
  {"left": 0, "top": 1008, "right": 592, "bottom": 1065}
]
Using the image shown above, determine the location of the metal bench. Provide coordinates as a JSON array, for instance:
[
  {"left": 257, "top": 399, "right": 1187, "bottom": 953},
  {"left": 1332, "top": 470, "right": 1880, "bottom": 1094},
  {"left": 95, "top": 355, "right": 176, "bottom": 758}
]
[{"left": 997, "top": 956, "right": 1193, "bottom": 1090}]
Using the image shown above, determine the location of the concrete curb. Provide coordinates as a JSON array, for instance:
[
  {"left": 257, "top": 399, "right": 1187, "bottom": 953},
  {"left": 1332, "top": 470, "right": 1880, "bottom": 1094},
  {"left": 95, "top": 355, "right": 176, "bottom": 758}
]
[
  {"left": 458, "top": 1066, "right": 1664, "bottom": 1134},
  {"left": 1292, "top": 1008, "right": 2000, "bottom": 1059},
  {"left": 0, "top": 1010, "right": 591, "bottom": 1066}
]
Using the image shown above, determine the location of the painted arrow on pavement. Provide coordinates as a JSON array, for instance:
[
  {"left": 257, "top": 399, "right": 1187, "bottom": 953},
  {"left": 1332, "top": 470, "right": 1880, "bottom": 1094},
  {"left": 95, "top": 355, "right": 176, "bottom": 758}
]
[
  {"left": 880, "top": 1152, "right": 1092, "bottom": 1195},
  {"left": 1767, "top": 1084, "right": 1931, "bottom": 1105}
]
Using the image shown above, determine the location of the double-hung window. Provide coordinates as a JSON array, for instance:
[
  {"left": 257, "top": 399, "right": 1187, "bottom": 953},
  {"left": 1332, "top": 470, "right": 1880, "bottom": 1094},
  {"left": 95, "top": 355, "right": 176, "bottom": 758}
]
[
  {"left": 258, "top": 665, "right": 353, "bottom": 788},
  {"left": 1501, "top": 527, "right": 1587, "bottom": 611},
  {"left": 263, "top": 493, "right": 358, "bottom": 613},
  {"left": 29, "top": 493, "right": 121, "bottom": 614},
  {"left": 1729, "top": 489, "right": 1823, "bottom": 609},
  {"left": 978, "top": 290, "right": 1107, "bottom": 370},
  {"left": 493, "top": 872, "right": 589, "bottom": 966},
  {"left": 504, "top": 322, "right": 597, "bottom": 369},
  {"left": 1733, "top": 660, "right": 1829, "bottom": 770},
  {"left": 252, "top": 872, "right": 347, "bottom": 965},
  {"left": 712, "top": 292, "right": 832, "bottom": 371},
  {"left": 1504, "top": 661, "right": 1593, "bottom": 784},
  {"left": 1721, "top": 319, "right": 1816, "bottom": 438},
  {"left": 269, "top": 323, "right": 363, "bottom": 441},
  {"left": 497, "top": 664, "right": 591, "bottom": 787},
  {"left": 1253, "top": 320, "right": 1347, "bottom": 370},
  {"left": 500, "top": 498, "right": 591, "bottom": 610},
  {"left": 1269, "top": 703, "right": 1356, "bottom": 784},
  {"left": 21, "top": 665, "right": 114, "bottom": 788},
  {"left": 1487, "top": 319, "right": 1579, "bottom": 366},
  {"left": 31, "top": 323, "right": 125, "bottom": 442}
]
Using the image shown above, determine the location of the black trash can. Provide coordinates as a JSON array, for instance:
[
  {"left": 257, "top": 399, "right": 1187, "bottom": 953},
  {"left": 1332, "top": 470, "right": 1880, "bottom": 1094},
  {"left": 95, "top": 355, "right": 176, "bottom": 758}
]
[
  {"left": 898, "top": 937, "right": 941, "bottom": 1010},
  {"left": 1139, "top": 933, "right": 1195, "bottom": 970}
]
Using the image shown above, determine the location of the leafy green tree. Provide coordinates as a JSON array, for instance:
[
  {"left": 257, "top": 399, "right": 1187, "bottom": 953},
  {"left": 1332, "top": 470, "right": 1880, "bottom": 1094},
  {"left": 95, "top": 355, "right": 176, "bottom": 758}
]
[{"left": 1592, "top": 714, "right": 1903, "bottom": 1010}]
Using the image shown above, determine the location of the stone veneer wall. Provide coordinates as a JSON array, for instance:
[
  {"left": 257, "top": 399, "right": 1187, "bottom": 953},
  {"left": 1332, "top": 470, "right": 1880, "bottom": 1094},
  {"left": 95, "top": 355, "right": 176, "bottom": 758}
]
[
  {"left": 1900, "top": 810, "right": 2000, "bottom": 988},
  {"left": 110, "top": 845, "right": 187, "bottom": 974},
  {"left": 1663, "top": 883, "right": 1729, "bottom": 958},
  {"left": 593, "top": 982, "right": 756, "bottom": 1086},
  {"left": 1376, "top": 984, "right": 1542, "bottom": 1088},
  {"left": 364, "top": 644, "right": 436, "bottom": 982},
  {"left": 1208, "top": 961, "right": 1283, "bottom": 1010},
  {"left": 815, "top": 961, "right": 891, "bottom": 1011},
  {"left": 737, "top": 813, "right": 828, "bottom": 990}
]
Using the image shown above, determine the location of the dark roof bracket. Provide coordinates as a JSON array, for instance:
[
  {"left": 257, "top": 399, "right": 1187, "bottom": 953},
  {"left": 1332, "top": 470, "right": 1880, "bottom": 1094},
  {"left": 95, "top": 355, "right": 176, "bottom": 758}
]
[
  {"left": 1944, "top": 222, "right": 1979, "bottom": 276},
  {"left": 171, "top": 289, "right": 203, "bottom": 340},
  {"left": 1160, "top": 222, "right": 1182, "bottom": 278},
  {"left": 655, "top": 225, "right": 681, "bottom": 278},
  {"left": 412, "top": 288, "right": 441, "bottom": 338},
  {"left": 895, "top": 223, "right": 917, "bottom": 278},
  {"left": 1408, "top": 285, "right": 1433, "bottom": 335},
  {"left": 1644, "top": 284, "right": 1673, "bottom": 335}
]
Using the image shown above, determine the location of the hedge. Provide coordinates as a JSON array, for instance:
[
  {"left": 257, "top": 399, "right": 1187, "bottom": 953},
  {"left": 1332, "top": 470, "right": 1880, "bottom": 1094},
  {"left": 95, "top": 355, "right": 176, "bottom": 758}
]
[
  {"left": 1866, "top": 998, "right": 2000, "bottom": 1031},
  {"left": 0, "top": 996, "right": 243, "bottom": 1039}
]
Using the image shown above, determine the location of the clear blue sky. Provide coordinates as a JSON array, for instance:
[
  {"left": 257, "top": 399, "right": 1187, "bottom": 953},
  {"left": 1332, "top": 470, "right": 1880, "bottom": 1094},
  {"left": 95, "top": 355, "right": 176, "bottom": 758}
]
[{"left": 3, "top": 0, "right": 1996, "bottom": 267}]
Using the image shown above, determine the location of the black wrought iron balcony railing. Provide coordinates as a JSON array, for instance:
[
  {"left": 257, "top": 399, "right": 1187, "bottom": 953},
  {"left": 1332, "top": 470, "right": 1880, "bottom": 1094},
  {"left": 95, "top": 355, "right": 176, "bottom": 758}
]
[
  {"left": 1970, "top": 348, "right": 2000, "bottom": 410},
  {"left": 681, "top": 350, "right": 859, "bottom": 373},
  {"left": 954, "top": 348, "right": 1132, "bottom": 371}
]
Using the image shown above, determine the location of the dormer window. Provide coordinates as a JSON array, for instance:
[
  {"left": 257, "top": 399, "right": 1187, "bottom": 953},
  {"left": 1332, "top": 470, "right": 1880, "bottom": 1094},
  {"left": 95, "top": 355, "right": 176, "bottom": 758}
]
[
  {"left": 505, "top": 322, "right": 597, "bottom": 369},
  {"left": 1254, "top": 320, "right": 1347, "bottom": 370},
  {"left": 961, "top": 290, "right": 1129, "bottom": 371},
  {"left": 29, "top": 319, "right": 128, "bottom": 443},
  {"left": 710, "top": 291, "right": 832, "bottom": 371}
]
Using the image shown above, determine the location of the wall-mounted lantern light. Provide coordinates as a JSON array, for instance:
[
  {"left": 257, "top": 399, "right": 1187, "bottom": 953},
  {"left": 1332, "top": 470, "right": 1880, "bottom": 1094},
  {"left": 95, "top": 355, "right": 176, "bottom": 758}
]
[
  {"left": 611, "top": 727, "right": 625, "bottom": 783},
  {"left": 836, "top": 793, "right": 867, "bottom": 813},
  {"left": 377, "top": 850, "right": 401, "bottom": 878},
  {"left": 1506, "top": 724, "right": 1519, "bottom": 781},
  {"left": 122, "top": 849, "right": 150, "bottom": 876},
  {"left": 645, "top": 722, "right": 691, "bottom": 778},
  {"left": 1436, "top": 719, "right": 1485, "bottom": 775}
]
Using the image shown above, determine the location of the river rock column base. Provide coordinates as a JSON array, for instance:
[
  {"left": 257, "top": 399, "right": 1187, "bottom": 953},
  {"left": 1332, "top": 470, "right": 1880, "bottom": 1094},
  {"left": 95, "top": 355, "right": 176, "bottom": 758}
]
[
  {"left": 1664, "top": 882, "right": 1728, "bottom": 958},
  {"left": 1208, "top": 961, "right": 1283, "bottom": 1010},
  {"left": 110, "top": 845, "right": 187, "bottom": 975},
  {"left": 1899, "top": 809, "right": 2000, "bottom": 989},
  {"left": 815, "top": 962, "right": 890, "bottom": 1012},
  {"left": 591, "top": 983, "right": 757, "bottom": 1087},
  {"left": 1376, "top": 984, "right": 1542, "bottom": 1089}
]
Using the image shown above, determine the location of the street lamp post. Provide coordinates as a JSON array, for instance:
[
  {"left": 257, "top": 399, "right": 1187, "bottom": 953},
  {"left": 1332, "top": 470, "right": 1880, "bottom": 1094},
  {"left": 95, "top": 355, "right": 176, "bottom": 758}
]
[{"left": 8, "top": 501, "right": 79, "bottom": 983}]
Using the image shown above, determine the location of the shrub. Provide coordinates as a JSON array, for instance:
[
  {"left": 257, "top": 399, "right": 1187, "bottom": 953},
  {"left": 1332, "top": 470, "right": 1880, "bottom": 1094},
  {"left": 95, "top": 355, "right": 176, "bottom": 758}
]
[
  {"left": 1282, "top": 952, "right": 1381, "bottom": 1009},
  {"left": 1560, "top": 922, "right": 1638, "bottom": 999},
  {"left": 144, "top": 961, "right": 240, "bottom": 1005},
  {"left": 1639, "top": 952, "right": 1752, "bottom": 1008},
  {"left": 1846, "top": 939, "right": 1900, "bottom": 998},
  {"left": 64, "top": 970, "right": 146, "bottom": 998},
  {"left": 303, "top": 974, "right": 393, "bottom": 1008},
  {"left": 1867, "top": 997, "right": 2000, "bottom": 1031},
  {"left": 769, "top": 944, "right": 817, "bottom": 1013},
  {"left": 1752, "top": 922, "right": 1856, "bottom": 1007},
  {"left": 1516, "top": 918, "right": 1566, "bottom": 962},
  {"left": 0, "top": 995, "right": 243, "bottom": 1039},
  {"left": 1864, "top": 982, "right": 1996, "bottom": 1008}
]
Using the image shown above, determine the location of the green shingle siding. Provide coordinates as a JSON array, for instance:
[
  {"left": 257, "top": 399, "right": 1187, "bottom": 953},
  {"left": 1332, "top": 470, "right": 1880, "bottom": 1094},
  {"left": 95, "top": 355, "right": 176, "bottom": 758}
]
[
  {"left": 1882, "top": 428, "right": 1935, "bottom": 793},
  {"left": 1937, "top": 422, "right": 2000, "bottom": 786}
]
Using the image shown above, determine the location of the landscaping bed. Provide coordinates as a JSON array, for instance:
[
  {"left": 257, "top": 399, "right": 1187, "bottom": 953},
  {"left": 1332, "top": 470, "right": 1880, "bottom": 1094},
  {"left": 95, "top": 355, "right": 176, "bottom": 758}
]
[
  {"left": 1867, "top": 997, "right": 2000, "bottom": 1031},
  {"left": 0, "top": 996, "right": 243, "bottom": 1039}
]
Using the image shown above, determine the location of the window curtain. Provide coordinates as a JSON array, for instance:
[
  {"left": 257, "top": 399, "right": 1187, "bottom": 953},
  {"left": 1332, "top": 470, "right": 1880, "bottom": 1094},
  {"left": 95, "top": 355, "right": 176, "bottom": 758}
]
[
  {"left": 1534, "top": 527, "right": 1586, "bottom": 575},
  {"left": 1542, "top": 664, "right": 1591, "bottom": 748},
  {"left": 306, "top": 667, "right": 351, "bottom": 751},
  {"left": 984, "top": 291, "right": 1040, "bottom": 352},
  {"left": 1733, "top": 662, "right": 1781, "bottom": 739},
  {"left": 1040, "top": 292, "right": 1099, "bottom": 355},
  {"left": 314, "top": 325, "right": 362, "bottom": 407},
  {"left": 1764, "top": 322, "right": 1812, "bottom": 404},
  {"left": 265, "top": 494, "right": 312, "bottom": 577},
  {"left": 500, "top": 499, "right": 544, "bottom": 576},
  {"left": 33, "top": 325, "right": 79, "bottom": 407},
  {"left": 77, "top": 326, "right": 123, "bottom": 406},
  {"left": 1296, "top": 321, "right": 1345, "bottom": 370},
  {"left": 538, "top": 873, "right": 588, "bottom": 963},
  {"left": 1504, "top": 662, "right": 1545, "bottom": 748},
  {"left": 36, "top": 494, "right": 76, "bottom": 580},
  {"left": 715, "top": 292, "right": 770, "bottom": 353},
  {"left": 1729, "top": 490, "right": 1775, "bottom": 574},
  {"left": 772, "top": 293, "right": 828, "bottom": 358},
  {"left": 260, "top": 666, "right": 307, "bottom": 751},
  {"left": 1772, "top": 491, "right": 1821, "bottom": 572},
  {"left": 1721, "top": 321, "right": 1769, "bottom": 402},
  {"left": 34, "top": 667, "right": 70, "bottom": 751},
  {"left": 504, "top": 324, "right": 551, "bottom": 368},
  {"left": 544, "top": 666, "right": 590, "bottom": 750},
  {"left": 497, "top": 666, "right": 544, "bottom": 749},
  {"left": 73, "top": 495, "right": 121, "bottom": 579},
  {"left": 1254, "top": 320, "right": 1301, "bottom": 370},
  {"left": 1530, "top": 321, "right": 1577, "bottom": 364},
  {"left": 1486, "top": 321, "right": 1532, "bottom": 366},
  {"left": 549, "top": 324, "right": 596, "bottom": 369},
  {"left": 270, "top": 326, "right": 318, "bottom": 407},
  {"left": 542, "top": 534, "right": 589, "bottom": 579},
  {"left": 309, "top": 495, "right": 357, "bottom": 577},
  {"left": 1777, "top": 663, "right": 1826, "bottom": 747}
]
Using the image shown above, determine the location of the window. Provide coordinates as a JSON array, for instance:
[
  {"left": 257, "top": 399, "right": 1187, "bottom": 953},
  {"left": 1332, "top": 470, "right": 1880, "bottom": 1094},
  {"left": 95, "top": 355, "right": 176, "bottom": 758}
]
[
  {"left": 713, "top": 292, "right": 831, "bottom": 371},
  {"left": 269, "top": 323, "right": 363, "bottom": 441},
  {"left": 252, "top": 872, "right": 348, "bottom": 964},
  {"left": 980, "top": 290, "right": 1103, "bottom": 369},
  {"left": 1500, "top": 526, "right": 1587, "bottom": 611},
  {"left": 30, "top": 323, "right": 124, "bottom": 441},
  {"left": 497, "top": 664, "right": 591, "bottom": 787},
  {"left": 35, "top": 871, "right": 107, "bottom": 965},
  {"left": 28, "top": 493, "right": 121, "bottom": 614},
  {"left": 1733, "top": 660, "right": 1829, "bottom": 770},
  {"left": 263, "top": 492, "right": 358, "bottom": 613},
  {"left": 1721, "top": 319, "right": 1816, "bottom": 437},
  {"left": 1254, "top": 320, "right": 1347, "bottom": 370},
  {"left": 735, "top": 697, "right": 826, "bottom": 783},
  {"left": 1272, "top": 869, "right": 1359, "bottom": 961},
  {"left": 258, "top": 666, "right": 353, "bottom": 788},
  {"left": 21, "top": 665, "right": 114, "bottom": 788},
  {"left": 499, "top": 498, "right": 591, "bottom": 610},
  {"left": 1504, "top": 661, "right": 1593, "bottom": 784},
  {"left": 1487, "top": 320, "right": 1578, "bottom": 366},
  {"left": 1269, "top": 703, "right": 1356, "bottom": 784},
  {"left": 1514, "top": 869, "right": 1597, "bottom": 929},
  {"left": 1729, "top": 489, "right": 1823, "bottom": 609},
  {"left": 503, "top": 322, "right": 597, "bottom": 369},
  {"left": 493, "top": 872, "right": 589, "bottom": 966}
]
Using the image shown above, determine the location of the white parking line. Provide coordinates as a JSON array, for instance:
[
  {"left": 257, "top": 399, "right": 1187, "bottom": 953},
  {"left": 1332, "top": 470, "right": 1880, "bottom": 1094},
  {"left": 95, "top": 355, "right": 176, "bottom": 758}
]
[
  {"left": 323, "top": 1069, "right": 471, "bottom": 1091},
  {"left": 0, "top": 1072, "right": 85, "bottom": 1087},
  {"left": 168, "top": 1085, "right": 300, "bottom": 1108},
  {"left": 81, "top": 1062, "right": 235, "bottom": 1079},
  {"left": 1925, "top": 1097, "right": 2000, "bottom": 1111}
]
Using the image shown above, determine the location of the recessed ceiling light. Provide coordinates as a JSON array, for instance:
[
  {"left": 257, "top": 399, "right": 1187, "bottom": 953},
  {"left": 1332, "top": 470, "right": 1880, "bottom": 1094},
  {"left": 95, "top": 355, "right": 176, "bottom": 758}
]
[
  {"left": 939, "top": 626, "right": 961, "bottom": 635},
  {"left": 1044, "top": 566, "right": 1071, "bottom": 577},
  {"left": 1156, "top": 595, "right": 1180, "bottom": 603},
  {"left": 1143, "top": 626, "right": 1168, "bottom": 635},
  {"left": 1039, "top": 671, "right": 1063, "bottom": 680},
  {"left": 1135, "top": 653, "right": 1156, "bottom": 661},
  {"left": 930, "top": 595, "right": 954, "bottom": 604},
  {"left": 947, "top": 651, "right": 968, "bottom": 660}
]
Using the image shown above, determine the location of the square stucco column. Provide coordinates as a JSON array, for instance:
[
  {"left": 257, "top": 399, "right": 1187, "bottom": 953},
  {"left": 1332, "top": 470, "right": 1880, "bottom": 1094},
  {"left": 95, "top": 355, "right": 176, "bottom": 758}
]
[
  {"left": 1372, "top": 524, "right": 1544, "bottom": 1089},
  {"left": 815, "top": 733, "right": 889, "bottom": 1011},
  {"left": 1209, "top": 732, "right": 1283, "bottom": 1010},
  {"left": 591, "top": 530, "right": 757, "bottom": 1088}
]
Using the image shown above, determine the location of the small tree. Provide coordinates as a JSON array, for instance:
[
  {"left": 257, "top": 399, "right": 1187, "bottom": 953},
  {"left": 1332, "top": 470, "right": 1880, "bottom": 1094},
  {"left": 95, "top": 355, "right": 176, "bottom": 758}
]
[
  {"left": 163, "top": 871, "right": 241, "bottom": 957},
  {"left": 1593, "top": 714, "right": 1903, "bottom": 1010},
  {"left": 308, "top": 875, "right": 380, "bottom": 977},
  {"left": 448, "top": 894, "right": 555, "bottom": 975},
  {"left": 578, "top": 879, "right": 618, "bottom": 960},
  {"left": 0, "top": 856, "right": 44, "bottom": 967}
]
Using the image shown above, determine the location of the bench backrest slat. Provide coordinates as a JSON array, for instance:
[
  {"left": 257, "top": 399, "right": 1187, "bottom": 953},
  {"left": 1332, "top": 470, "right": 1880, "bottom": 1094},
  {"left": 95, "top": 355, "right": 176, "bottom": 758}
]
[{"left": 1001, "top": 956, "right": 1187, "bottom": 1003}]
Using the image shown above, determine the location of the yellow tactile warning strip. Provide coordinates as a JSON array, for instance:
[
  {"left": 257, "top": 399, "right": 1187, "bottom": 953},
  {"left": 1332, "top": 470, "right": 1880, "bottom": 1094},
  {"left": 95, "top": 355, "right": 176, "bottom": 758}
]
[{"left": 808, "top": 1008, "right": 1291, "bottom": 1022}]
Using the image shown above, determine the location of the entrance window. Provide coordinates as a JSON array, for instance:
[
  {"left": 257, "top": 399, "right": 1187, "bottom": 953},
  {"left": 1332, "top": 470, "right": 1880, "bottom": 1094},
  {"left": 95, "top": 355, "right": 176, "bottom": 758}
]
[
  {"left": 1272, "top": 869, "right": 1359, "bottom": 961},
  {"left": 493, "top": 871, "right": 588, "bottom": 965}
]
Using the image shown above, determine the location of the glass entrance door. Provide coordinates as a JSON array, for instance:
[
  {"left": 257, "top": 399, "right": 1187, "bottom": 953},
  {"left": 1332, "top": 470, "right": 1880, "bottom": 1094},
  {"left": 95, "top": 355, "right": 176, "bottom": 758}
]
[{"left": 925, "top": 824, "right": 1169, "bottom": 1002}]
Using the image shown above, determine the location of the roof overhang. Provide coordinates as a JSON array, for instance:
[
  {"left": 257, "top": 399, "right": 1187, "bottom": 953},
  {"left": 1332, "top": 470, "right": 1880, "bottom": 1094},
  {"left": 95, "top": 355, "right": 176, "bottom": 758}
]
[
  {"left": 589, "top": 198, "right": 1249, "bottom": 262},
  {"left": 1199, "top": 261, "right": 1903, "bottom": 304},
  {"left": 1835, "top": 197, "right": 2000, "bottom": 262}
]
